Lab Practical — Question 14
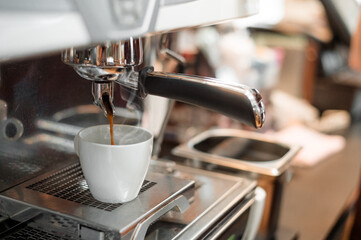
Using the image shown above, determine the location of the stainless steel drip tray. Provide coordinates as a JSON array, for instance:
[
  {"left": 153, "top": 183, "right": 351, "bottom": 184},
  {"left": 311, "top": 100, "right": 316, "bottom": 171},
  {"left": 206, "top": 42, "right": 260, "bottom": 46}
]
[
  {"left": 173, "top": 128, "right": 301, "bottom": 176},
  {"left": 0, "top": 140, "right": 78, "bottom": 193},
  {"left": 0, "top": 162, "right": 195, "bottom": 239}
]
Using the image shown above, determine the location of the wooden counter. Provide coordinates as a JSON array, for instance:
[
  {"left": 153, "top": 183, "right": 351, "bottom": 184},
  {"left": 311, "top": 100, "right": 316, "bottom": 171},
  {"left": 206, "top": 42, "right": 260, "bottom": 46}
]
[{"left": 278, "top": 124, "right": 361, "bottom": 240}]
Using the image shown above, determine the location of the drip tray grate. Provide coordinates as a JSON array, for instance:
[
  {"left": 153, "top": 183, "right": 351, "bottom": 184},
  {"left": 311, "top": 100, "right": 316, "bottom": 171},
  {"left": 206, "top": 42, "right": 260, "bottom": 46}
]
[
  {"left": 26, "top": 163, "right": 156, "bottom": 212},
  {"left": 2, "top": 226, "right": 69, "bottom": 240}
]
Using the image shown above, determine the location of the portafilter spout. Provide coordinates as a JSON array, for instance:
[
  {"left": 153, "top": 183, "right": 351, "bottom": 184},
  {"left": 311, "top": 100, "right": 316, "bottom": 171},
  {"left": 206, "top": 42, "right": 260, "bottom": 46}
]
[{"left": 92, "top": 81, "right": 115, "bottom": 117}]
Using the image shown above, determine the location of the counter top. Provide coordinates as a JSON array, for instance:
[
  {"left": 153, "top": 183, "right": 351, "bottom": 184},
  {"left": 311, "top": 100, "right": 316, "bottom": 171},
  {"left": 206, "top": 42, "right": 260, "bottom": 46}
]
[{"left": 278, "top": 124, "right": 361, "bottom": 239}]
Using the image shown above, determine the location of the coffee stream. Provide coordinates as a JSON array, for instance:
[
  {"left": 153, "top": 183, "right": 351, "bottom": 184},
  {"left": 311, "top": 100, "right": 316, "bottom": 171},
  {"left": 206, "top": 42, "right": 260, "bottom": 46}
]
[{"left": 102, "top": 93, "right": 114, "bottom": 145}]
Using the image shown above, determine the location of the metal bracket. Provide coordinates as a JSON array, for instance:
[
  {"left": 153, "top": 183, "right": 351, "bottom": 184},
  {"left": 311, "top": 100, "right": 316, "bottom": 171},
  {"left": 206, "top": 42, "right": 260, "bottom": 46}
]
[{"left": 131, "top": 195, "right": 190, "bottom": 240}]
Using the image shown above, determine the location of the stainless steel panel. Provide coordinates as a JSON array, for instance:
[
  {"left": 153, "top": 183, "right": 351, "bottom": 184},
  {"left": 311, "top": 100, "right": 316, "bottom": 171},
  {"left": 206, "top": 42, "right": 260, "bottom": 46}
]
[
  {"left": 0, "top": 162, "right": 195, "bottom": 238},
  {"left": 148, "top": 162, "right": 257, "bottom": 239}
]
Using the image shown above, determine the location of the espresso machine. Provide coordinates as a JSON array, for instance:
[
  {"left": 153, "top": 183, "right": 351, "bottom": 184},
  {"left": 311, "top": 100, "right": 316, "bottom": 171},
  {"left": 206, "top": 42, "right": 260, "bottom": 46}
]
[{"left": 0, "top": 0, "right": 267, "bottom": 239}]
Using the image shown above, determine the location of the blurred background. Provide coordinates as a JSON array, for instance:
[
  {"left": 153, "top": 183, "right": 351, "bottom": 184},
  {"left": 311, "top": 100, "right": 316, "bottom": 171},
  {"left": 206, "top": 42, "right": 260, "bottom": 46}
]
[{"left": 157, "top": 0, "right": 361, "bottom": 239}]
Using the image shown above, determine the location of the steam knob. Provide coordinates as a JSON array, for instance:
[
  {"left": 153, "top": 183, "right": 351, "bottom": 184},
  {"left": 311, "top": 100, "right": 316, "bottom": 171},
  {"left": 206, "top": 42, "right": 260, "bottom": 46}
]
[{"left": 0, "top": 100, "right": 24, "bottom": 141}]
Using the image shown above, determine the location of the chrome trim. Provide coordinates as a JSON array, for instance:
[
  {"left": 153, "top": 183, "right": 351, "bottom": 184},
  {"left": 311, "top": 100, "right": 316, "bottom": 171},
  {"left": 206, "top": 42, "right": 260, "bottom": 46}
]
[
  {"left": 170, "top": 164, "right": 257, "bottom": 239},
  {"left": 61, "top": 38, "right": 143, "bottom": 69},
  {"left": 35, "top": 119, "right": 82, "bottom": 136},
  {"left": 61, "top": 38, "right": 142, "bottom": 87},
  {"left": 209, "top": 198, "right": 254, "bottom": 239}
]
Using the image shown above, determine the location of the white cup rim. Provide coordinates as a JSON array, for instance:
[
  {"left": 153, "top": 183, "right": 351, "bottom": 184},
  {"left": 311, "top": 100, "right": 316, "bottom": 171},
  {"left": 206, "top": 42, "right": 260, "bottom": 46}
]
[{"left": 77, "top": 124, "right": 153, "bottom": 148}]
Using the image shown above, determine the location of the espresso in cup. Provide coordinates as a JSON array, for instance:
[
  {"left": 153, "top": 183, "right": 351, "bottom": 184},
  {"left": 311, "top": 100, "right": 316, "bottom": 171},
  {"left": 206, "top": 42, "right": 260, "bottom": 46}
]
[{"left": 74, "top": 125, "right": 153, "bottom": 203}]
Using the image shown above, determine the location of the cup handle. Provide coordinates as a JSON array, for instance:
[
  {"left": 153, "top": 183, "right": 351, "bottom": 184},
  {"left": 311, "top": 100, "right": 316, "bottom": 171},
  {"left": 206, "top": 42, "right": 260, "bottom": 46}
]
[{"left": 74, "top": 134, "right": 80, "bottom": 156}]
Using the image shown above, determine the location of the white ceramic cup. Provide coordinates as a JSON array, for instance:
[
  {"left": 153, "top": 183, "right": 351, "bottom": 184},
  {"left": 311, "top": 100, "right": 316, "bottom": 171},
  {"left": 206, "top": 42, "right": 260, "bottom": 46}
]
[{"left": 74, "top": 124, "right": 153, "bottom": 203}]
